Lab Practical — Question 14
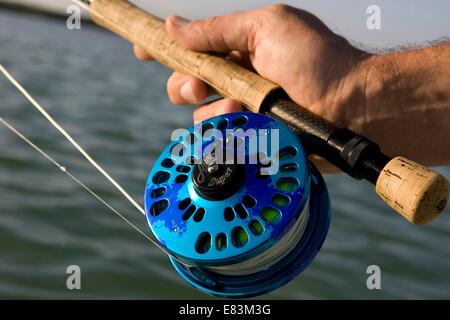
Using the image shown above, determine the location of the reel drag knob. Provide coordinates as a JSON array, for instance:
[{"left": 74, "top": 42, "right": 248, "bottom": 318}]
[
  {"left": 192, "top": 159, "right": 246, "bottom": 201},
  {"left": 144, "top": 113, "right": 331, "bottom": 298}
]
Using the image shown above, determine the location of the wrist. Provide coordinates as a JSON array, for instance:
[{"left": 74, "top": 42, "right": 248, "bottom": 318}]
[
  {"left": 332, "top": 52, "right": 375, "bottom": 130},
  {"left": 340, "top": 52, "right": 400, "bottom": 132}
]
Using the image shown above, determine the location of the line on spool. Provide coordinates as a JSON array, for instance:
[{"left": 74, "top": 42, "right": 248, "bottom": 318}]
[{"left": 200, "top": 198, "right": 310, "bottom": 276}]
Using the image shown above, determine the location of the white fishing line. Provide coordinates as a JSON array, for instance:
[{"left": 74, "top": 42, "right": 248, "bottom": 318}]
[
  {"left": 0, "top": 117, "right": 163, "bottom": 247},
  {"left": 207, "top": 200, "right": 310, "bottom": 276},
  {"left": 0, "top": 65, "right": 145, "bottom": 216},
  {"left": 0, "top": 65, "right": 184, "bottom": 260},
  {"left": 1, "top": 64, "right": 311, "bottom": 277}
]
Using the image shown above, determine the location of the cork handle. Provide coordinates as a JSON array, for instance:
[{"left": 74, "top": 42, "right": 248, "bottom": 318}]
[
  {"left": 376, "top": 157, "right": 449, "bottom": 224},
  {"left": 89, "top": 0, "right": 279, "bottom": 112}
]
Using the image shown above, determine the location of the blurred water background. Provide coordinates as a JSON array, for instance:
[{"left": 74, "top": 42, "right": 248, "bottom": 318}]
[{"left": 0, "top": 9, "right": 449, "bottom": 299}]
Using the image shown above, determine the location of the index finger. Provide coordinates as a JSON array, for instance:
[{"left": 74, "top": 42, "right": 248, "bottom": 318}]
[{"left": 165, "top": 12, "right": 259, "bottom": 53}]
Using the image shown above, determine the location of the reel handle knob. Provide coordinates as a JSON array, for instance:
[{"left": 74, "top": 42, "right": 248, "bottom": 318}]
[{"left": 376, "top": 157, "right": 449, "bottom": 224}]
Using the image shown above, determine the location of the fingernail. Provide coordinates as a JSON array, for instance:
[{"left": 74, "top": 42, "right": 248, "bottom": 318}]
[
  {"left": 180, "top": 82, "right": 197, "bottom": 103},
  {"left": 171, "top": 15, "right": 190, "bottom": 27}
]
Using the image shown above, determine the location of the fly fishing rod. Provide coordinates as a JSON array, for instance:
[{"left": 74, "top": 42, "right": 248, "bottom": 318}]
[
  {"left": 74, "top": 0, "right": 448, "bottom": 224},
  {"left": 63, "top": 0, "right": 448, "bottom": 298}
]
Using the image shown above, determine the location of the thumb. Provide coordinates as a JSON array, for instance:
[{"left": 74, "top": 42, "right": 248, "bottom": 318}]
[{"left": 166, "top": 13, "right": 258, "bottom": 53}]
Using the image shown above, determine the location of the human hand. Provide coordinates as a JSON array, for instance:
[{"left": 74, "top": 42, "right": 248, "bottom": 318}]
[
  {"left": 134, "top": 4, "right": 369, "bottom": 127},
  {"left": 134, "top": 4, "right": 450, "bottom": 170}
]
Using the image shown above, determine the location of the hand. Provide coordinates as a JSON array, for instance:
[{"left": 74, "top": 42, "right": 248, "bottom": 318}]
[
  {"left": 134, "top": 4, "right": 450, "bottom": 169},
  {"left": 134, "top": 4, "right": 368, "bottom": 127}
]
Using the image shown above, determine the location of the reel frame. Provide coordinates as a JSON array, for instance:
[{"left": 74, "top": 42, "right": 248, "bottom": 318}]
[{"left": 144, "top": 112, "right": 331, "bottom": 298}]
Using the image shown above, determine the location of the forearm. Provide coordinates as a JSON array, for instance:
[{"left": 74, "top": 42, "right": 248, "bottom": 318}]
[{"left": 346, "top": 43, "right": 450, "bottom": 166}]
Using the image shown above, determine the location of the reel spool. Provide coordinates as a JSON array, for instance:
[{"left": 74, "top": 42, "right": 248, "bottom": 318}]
[{"left": 144, "top": 113, "right": 331, "bottom": 298}]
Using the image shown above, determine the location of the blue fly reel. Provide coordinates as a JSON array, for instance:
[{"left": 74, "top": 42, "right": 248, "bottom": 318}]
[{"left": 144, "top": 112, "right": 331, "bottom": 298}]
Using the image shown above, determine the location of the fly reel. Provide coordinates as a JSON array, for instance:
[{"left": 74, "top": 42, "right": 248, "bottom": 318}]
[{"left": 144, "top": 113, "right": 331, "bottom": 298}]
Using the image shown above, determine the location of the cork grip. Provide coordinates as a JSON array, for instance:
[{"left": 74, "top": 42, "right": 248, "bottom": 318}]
[
  {"left": 376, "top": 157, "right": 449, "bottom": 224},
  {"left": 89, "top": 0, "right": 279, "bottom": 113}
]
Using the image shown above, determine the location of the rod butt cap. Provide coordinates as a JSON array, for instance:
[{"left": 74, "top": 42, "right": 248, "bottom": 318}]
[{"left": 376, "top": 157, "right": 449, "bottom": 224}]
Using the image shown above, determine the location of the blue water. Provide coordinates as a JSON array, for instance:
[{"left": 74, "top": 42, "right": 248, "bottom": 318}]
[{"left": 0, "top": 9, "right": 449, "bottom": 299}]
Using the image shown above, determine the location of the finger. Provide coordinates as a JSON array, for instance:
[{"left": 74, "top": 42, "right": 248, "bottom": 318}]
[
  {"left": 167, "top": 49, "right": 257, "bottom": 105},
  {"left": 228, "top": 51, "right": 255, "bottom": 71},
  {"left": 167, "top": 72, "right": 214, "bottom": 104},
  {"left": 194, "top": 98, "right": 243, "bottom": 124},
  {"left": 165, "top": 13, "right": 259, "bottom": 53},
  {"left": 133, "top": 45, "right": 154, "bottom": 61}
]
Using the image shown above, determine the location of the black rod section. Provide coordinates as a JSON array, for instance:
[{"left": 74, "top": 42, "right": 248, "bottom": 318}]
[{"left": 265, "top": 97, "right": 390, "bottom": 184}]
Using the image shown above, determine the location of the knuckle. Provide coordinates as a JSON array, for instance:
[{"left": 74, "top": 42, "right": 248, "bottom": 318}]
[
  {"left": 200, "top": 16, "right": 221, "bottom": 32},
  {"left": 198, "top": 16, "right": 228, "bottom": 50},
  {"left": 268, "top": 3, "right": 291, "bottom": 14},
  {"left": 261, "top": 3, "right": 295, "bottom": 22}
]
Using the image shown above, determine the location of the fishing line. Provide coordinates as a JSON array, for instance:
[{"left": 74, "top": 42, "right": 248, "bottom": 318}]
[
  {"left": 0, "top": 65, "right": 145, "bottom": 216},
  {"left": 0, "top": 64, "right": 173, "bottom": 256},
  {"left": 206, "top": 200, "right": 310, "bottom": 276},
  {"left": 0, "top": 118, "right": 158, "bottom": 245},
  {"left": 0, "top": 65, "right": 326, "bottom": 295}
]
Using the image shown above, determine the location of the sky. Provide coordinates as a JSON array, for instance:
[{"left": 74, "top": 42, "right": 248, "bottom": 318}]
[{"left": 2, "top": 0, "right": 450, "bottom": 47}]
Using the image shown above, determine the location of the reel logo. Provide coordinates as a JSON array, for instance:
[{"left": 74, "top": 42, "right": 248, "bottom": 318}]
[{"left": 170, "top": 127, "right": 280, "bottom": 176}]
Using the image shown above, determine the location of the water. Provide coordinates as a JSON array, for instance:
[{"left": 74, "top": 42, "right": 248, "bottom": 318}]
[{"left": 0, "top": 10, "right": 449, "bottom": 299}]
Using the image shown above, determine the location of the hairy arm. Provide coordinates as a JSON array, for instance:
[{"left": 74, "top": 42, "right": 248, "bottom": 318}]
[
  {"left": 346, "top": 43, "right": 450, "bottom": 167},
  {"left": 135, "top": 4, "right": 450, "bottom": 170}
]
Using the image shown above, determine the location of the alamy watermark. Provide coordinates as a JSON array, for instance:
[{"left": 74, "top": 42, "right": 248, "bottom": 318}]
[
  {"left": 66, "top": 5, "right": 82, "bottom": 30},
  {"left": 366, "top": 5, "right": 381, "bottom": 30},
  {"left": 66, "top": 265, "right": 81, "bottom": 290},
  {"left": 366, "top": 264, "right": 381, "bottom": 290},
  {"left": 170, "top": 127, "right": 281, "bottom": 175}
]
